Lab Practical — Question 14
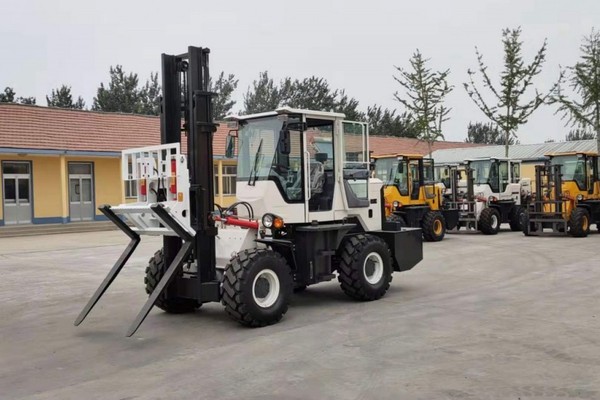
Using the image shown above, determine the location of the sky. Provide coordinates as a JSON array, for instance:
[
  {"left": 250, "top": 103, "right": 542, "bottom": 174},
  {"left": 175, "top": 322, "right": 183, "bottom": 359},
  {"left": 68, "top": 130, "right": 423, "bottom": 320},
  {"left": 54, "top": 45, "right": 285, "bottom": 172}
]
[{"left": 1, "top": 0, "right": 598, "bottom": 143}]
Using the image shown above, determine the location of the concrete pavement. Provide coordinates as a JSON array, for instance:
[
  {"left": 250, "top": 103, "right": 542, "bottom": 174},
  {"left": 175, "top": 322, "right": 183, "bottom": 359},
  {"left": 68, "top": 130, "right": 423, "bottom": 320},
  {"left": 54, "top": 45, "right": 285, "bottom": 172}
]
[{"left": 0, "top": 229, "right": 599, "bottom": 399}]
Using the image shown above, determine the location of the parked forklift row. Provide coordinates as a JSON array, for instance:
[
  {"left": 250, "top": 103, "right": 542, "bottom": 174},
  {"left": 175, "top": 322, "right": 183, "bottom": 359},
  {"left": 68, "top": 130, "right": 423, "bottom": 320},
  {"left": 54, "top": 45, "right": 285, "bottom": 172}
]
[{"left": 372, "top": 151, "right": 600, "bottom": 240}]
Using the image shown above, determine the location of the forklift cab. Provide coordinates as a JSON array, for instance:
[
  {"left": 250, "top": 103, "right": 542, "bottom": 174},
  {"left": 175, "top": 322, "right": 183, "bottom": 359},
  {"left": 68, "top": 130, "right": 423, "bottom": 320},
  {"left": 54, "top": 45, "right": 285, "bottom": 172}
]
[{"left": 229, "top": 108, "right": 381, "bottom": 231}]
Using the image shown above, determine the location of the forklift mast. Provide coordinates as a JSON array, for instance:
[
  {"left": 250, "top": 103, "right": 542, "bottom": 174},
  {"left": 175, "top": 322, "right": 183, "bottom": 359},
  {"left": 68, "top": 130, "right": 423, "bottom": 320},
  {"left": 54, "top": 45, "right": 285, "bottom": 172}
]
[{"left": 160, "top": 47, "right": 217, "bottom": 284}]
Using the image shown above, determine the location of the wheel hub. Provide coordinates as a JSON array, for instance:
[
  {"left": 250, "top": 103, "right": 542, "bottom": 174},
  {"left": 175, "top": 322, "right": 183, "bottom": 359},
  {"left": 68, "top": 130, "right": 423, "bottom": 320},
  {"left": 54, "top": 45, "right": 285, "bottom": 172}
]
[
  {"left": 252, "top": 269, "right": 280, "bottom": 308},
  {"left": 363, "top": 252, "right": 384, "bottom": 284}
]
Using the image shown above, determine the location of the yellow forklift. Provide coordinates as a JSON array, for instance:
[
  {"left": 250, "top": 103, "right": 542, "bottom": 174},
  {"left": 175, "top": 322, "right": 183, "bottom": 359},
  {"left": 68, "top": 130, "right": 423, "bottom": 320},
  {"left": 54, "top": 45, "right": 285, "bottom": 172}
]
[
  {"left": 524, "top": 151, "right": 600, "bottom": 237},
  {"left": 373, "top": 154, "right": 459, "bottom": 241}
]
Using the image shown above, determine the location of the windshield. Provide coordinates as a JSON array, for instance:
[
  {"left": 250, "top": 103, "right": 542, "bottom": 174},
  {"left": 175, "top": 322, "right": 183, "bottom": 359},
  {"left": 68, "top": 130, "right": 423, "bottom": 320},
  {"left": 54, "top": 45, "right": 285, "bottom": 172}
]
[
  {"left": 237, "top": 115, "right": 304, "bottom": 202},
  {"left": 470, "top": 160, "right": 492, "bottom": 185},
  {"left": 551, "top": 155, "right": 584, "bottom": 182},
  {"left": 423, "top": 159, "right": 435, "bottom": 183},
  {"left": 374, "top": 157, "right": 398, "bottom": 184}
]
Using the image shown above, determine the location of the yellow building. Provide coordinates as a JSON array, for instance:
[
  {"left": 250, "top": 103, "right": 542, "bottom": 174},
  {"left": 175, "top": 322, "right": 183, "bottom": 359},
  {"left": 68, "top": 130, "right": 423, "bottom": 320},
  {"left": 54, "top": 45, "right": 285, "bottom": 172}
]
[
  {"left": 0, "top": 104, "right": 236, "bottom": 226},
  {"left": 0, "top": 103, "right": 482, "bottom": 227}
]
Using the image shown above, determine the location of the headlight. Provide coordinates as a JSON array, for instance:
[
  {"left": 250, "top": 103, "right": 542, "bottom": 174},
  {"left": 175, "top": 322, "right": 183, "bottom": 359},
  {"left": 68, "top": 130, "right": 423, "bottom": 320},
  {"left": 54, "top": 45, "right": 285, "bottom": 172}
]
[
  {"left": 392, "top": 201, "right": 400, "bottom": 208},
  {"left": 262, "top": 214, "right": 273, "bottom": 228},
  {"left": 576, "top": 194, "right": 584, "bottom": 201},
  {"left": 262, "top": 213, "right": 284, "bottom": 230}
]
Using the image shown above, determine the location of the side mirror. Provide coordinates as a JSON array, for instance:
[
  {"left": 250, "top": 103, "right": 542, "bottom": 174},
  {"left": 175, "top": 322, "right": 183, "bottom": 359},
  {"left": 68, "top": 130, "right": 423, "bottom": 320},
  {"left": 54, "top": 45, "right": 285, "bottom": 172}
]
[
  {"left": 225, "top": 132, "right": 236, "bottom": 158},
  {"left": 279, "top": 129, "right": 291, "bottom": 155}
]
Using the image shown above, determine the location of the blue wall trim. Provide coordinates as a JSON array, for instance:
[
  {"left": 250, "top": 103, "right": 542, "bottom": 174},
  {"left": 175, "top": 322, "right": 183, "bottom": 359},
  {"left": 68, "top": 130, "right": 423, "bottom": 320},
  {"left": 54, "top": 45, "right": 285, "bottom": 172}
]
[
  {"left": 0, "top": 148, "right": 120, "bottom": 157},
  {"left": 32, "top": 217, "right": 70, "bottom": 224},
  {"left": 94, "top": 214, "right": 109, "bottom": 222},
  {"left": 0, "top": 219, "right": 4, "bottom": 226}
]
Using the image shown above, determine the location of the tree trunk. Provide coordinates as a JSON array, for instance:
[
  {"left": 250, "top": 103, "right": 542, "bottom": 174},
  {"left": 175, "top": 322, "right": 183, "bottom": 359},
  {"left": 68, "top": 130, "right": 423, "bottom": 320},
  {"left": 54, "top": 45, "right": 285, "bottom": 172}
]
[
  {"left": 505, "top": 129, "right": 510, "bottom": 157},
  {"left": 428, "top": 141, "right": 433, "bottom": 158},
  {"left": 596, "top": 121, "right": 600, "bottom": 155}
]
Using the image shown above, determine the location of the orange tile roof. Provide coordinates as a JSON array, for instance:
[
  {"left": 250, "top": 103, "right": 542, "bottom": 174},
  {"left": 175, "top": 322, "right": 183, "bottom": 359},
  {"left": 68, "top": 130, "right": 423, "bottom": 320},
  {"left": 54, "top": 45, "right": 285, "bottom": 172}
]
[{"left": 0, "top": 103, "right": 478, "bottom": 156}]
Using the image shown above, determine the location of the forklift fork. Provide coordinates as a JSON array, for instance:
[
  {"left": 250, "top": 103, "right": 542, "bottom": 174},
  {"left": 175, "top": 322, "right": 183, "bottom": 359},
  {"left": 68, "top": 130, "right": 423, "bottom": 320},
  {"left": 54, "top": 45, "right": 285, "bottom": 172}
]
[{"left": 74, "top": 204, "right": 195, "bottom": 337}]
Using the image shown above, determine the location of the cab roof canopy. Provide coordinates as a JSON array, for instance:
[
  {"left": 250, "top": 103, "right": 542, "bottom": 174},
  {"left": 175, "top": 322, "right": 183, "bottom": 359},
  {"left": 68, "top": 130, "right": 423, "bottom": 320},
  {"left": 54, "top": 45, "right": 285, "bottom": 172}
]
[
  {"left": 372, "top": 153, "right": 427, "bottom": 160},
  {"left": 545, "top": 151, "right": 598, "bottom": 157},
  {"left": 465, "top": 156, "right": 521, "bottom": 162},
  {"left": 226, "top": 107, "right": 346, "bottom": 122}
]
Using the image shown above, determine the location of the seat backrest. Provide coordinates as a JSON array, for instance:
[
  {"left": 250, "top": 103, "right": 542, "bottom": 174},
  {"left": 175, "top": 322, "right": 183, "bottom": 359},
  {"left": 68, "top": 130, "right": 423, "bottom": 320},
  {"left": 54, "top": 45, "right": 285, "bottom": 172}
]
[{"left": 309, "top": 161, "right": 325, "bottom": 195}]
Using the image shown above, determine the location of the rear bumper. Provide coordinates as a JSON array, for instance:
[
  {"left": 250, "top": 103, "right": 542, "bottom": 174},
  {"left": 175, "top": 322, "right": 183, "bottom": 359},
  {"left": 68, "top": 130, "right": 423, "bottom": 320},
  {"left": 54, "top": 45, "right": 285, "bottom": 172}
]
[{"left": 371, "top": 227, "right": 423, "bottom": 272}]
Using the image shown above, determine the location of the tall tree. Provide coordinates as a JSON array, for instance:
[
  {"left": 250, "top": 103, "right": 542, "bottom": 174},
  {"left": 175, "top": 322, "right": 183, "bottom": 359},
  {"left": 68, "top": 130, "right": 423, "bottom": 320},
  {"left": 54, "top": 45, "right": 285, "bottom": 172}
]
[
  {"left": 93, "top": 65, "right": 142, "bottom": 113},
  {"left": 243, "top": 72, "right": 364, "bottom": 118},
  {"left": 0, "top": 87, "right": 36, "bottom": 104},
  {"left": 17, "top": 96, "right": 36, "bottom": 105},
  {"left": 464, "top": 27, "right": 554, "bottom": 157},
  {"left": 565, "top": 128, "right": 596, "bottom": 141},
  {"left": 366, "top": 105, "right": 417, "bottom": 137},
  {"left": 243, "top": 71, "right": 287, "bottom": 114},
  {"left": 394, "top": 50, "right": 453, "bottom": 156},
  {"left": 333, "top": 89, "right": 363, "bottom": 120},
  {"left": 138, "top": 72, "right": 161, "bottom": 116},
  {"left": 0, "top": 87, "right": 16, "bottom": 102},
  {"left": 285, "top": 76, "right": 338, "bottom": 110},
  {"left": 465, "top": 121, "right": 517, "bottom": 145},
  {"left": 553, "top": 29, "right": 600, "bottom": 152},
  {"left": 46, "top": 85, "right": 85, "bottom": 109},
  {"left": 210, "top": 72, "right": 239, "bottom": 119}
]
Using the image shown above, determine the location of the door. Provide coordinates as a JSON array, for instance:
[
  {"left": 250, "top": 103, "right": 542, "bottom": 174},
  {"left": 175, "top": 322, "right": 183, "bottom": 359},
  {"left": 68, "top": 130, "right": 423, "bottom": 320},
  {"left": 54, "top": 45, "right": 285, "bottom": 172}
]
[
  {"left": 340, "top": 121, "right": 370, "bottom": 209},
  {"left": 2, "top": 162, "right": 32, "bottom": 225},
  {"left": 69, "top": 163, "right": 94, "bottom": 221},
  {"left": 305, "top": 118, "right": 335, "bottom": 217}
]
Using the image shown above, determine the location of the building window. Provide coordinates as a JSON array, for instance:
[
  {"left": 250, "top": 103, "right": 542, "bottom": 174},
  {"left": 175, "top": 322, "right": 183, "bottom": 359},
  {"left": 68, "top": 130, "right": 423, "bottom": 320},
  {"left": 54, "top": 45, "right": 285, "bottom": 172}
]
[
  {"left": 125, "top": 162, "right": 137, "bottom": 198},
  {"left": 222, "top": 165, "right": 237, "bottom": 195}
]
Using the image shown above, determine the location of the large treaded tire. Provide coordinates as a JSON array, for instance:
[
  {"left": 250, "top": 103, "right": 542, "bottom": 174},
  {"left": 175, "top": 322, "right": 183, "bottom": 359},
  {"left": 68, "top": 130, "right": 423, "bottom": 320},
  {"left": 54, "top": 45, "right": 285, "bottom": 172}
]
[
  {"left": 521, "top": 212, "right": 537, "bottom": 236},
  {"left": 222, "top": 249, "right": 293, "bottom": 327},
  {"left": 479, "top": 207, "right": 501, "bottom": 235},
  {"left": 388, "top": 213, "right": 407, "bottom": 227},
  {"left": 421, "top": 210, "right": 446, "bottom": 242},
  {"left": 337, "top": 234, "right": 393, "bottom": 301},
  {"left": 569, "top": 207, "right": 590, "bottom": 238},
  {"left": 145, "top": 249, "right": 199, "bottom": 313},
  {"left": 509, "top": 205, "right": 525, "bottom": 232}
]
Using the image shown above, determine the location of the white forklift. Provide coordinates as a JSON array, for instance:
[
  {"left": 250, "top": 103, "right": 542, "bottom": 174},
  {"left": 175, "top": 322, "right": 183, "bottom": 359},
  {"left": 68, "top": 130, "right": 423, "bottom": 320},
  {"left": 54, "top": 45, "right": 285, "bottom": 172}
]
[
  {"left": 449, "top": 157, "right": 531, "bottom": 234},
  {"left": 74, "top": 46, "right": 423, "bottom": 335}
]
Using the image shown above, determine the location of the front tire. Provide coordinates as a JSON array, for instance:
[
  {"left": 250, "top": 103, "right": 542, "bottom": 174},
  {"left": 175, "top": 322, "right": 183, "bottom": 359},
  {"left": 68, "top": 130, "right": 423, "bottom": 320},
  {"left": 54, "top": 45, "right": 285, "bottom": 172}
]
[
  {"left": 145, "top": 249, "right": 199, "bottom": 313},
  {"left": 337, "top": 234, "right": 393, "bottom": 301},
  {"left": 222, "top": 249, "right": 293, "bottom": 327},
  {"left": 421, "top": 210, "right": 446, "bottom": 242},
  {"left": 479, "top": 207, "right": 501, "bottom": 235},
  {"left": 569, "top": 208, "right": 590, "bottom": 238}
]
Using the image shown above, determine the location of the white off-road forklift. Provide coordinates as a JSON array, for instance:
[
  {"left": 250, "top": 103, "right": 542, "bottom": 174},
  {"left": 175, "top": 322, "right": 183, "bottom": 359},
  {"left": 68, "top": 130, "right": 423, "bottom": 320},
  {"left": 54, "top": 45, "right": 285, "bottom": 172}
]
[
  {"left": 447, "top": 157, "right": 531, "bottom": 234},
  {"left": 74, "top": 46, "right": 423, "bottom": 336}
]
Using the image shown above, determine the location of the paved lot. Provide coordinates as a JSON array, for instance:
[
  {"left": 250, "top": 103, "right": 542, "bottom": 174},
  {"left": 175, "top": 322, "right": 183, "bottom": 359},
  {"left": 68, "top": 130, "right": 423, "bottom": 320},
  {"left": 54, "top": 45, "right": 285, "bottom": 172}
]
[{"left": 0, "top": 227, "right": 599, "bottom": 400}]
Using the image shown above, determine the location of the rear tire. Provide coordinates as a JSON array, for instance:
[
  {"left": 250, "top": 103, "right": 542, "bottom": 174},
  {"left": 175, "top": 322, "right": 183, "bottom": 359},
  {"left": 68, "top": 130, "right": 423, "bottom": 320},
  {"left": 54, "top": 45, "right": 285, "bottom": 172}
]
[
  {"left": 337, "top": 234, "right": 393, "bottom": 301},
  {"left": 145, "top": 249, "right": 199, "bottom": 313},
  {"left": 479, "top": 207, "right": 501, "bottom": 235},
  {"left": 388, "top": 213, "right": 406, "bottom": 227},
  {"left": 421, "top": 211, "right": 446, "bottom": 242},
  {"left": 222, "top": 249, "right": 293, "bottom": 327},
  {"left": 569, "top": 208, "right": 590, "bottom": 238},
  {"left": 521, "top": 212, "right": 538, "bottom": 236},
  {"left": 509, "top": 205, "right": 525, "bottom": 231}
]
